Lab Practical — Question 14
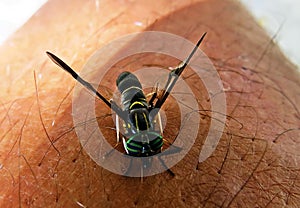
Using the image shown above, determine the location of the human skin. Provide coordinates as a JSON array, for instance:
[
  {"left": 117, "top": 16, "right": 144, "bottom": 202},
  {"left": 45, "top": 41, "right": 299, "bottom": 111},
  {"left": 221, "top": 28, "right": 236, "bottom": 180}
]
[{"left": 0, "top": 0, "right": 299, "bottom": 207}]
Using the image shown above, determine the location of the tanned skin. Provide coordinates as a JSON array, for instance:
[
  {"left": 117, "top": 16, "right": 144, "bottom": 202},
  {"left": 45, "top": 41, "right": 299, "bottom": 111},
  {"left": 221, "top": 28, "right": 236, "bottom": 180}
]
[{"left": 0, "top": 0, "right": 299, "bottom": 207}]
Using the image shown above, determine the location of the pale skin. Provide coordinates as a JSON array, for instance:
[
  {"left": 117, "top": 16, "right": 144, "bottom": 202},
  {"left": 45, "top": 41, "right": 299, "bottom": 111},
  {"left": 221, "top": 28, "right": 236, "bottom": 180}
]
[{"left": 0, "top": 0, "right": 299, "bottom": 207}]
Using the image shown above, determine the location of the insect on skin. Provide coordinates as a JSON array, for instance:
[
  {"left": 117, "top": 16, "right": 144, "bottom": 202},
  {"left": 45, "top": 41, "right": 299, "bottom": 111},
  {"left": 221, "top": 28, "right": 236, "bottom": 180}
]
[{"left": 46, "top": 32, "right": 206, "bottom": 175}]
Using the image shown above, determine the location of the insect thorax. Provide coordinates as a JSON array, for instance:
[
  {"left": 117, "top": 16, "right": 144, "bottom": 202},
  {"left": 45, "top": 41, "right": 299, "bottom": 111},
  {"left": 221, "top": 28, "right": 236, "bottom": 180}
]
[{"left": 116, "top": 71, "right": 151, "bottom": 131}]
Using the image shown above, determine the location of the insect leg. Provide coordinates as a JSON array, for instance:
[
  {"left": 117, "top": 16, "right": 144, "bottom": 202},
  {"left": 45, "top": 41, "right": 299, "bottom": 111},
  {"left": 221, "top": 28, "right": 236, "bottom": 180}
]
[
  {"left": 102, "top": 142, "right": 120, "bottom": 159},
  {"left": 122, "top": 137, "right": 129, "bottom": 154},
  {"left": 158, "top": 156, "right": 175, "bottom": 177},
  {"left": 103, "top": 133, "right": 125, "bottom": 159},
  {"left": 116, "top": 114, "right": 120, "bottom": 143},
  {"left": 140, "top": 164, "right": 144, "bottom": 183},
  {"left": 157, "top": 131, "right": 184, "bottom": 176},
  {"left": 158, "top": 144, "right": 182, "bottom": 177},
  {"left": 148, "top": 92, "right": 157, "bottom": 108},
  {"left": 158, "top": 112, "right": 163, "bottom": 135},
  {"left": 148, "top": 82, "right": 159, "bottom": 108}
]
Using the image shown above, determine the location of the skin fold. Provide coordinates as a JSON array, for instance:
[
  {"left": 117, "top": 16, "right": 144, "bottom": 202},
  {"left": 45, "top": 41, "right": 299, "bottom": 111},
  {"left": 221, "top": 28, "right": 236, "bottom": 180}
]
[{"left": 0, "top": 0, "right": 299, "bottom": 207}]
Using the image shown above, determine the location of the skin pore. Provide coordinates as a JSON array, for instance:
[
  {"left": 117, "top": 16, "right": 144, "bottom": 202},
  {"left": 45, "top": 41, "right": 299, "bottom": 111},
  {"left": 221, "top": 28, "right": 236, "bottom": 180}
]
[{"left": 0, "top": 0, "right": 299, "bottom": 207}]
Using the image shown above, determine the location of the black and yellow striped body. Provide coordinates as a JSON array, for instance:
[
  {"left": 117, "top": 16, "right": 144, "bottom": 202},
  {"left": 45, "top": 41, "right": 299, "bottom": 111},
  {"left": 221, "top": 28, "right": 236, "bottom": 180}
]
[
  {"left": 116, "top": 71, "right": 163, "bottom": 156},
  {"left": 46, "top": 33, "right": 206, "bottom": 175}
]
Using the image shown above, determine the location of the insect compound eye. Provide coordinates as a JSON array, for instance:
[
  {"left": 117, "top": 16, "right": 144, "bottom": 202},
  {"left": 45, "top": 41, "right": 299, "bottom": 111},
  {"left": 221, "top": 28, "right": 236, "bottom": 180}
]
[{"left": 70, "top": 31, "right": 226, "bottom": 177}]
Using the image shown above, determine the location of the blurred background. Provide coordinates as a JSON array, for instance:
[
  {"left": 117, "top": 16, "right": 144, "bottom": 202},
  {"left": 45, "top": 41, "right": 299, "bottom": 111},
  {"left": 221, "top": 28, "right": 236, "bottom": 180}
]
[{"left": 0, "top": 0, "right": 299, "bottom": 67}]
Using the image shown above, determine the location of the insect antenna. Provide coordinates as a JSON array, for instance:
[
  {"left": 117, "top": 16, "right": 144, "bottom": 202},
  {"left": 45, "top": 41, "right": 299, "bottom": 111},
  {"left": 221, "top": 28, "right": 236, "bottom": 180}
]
[
  {"left": 46, "top": 51, "right": 126, "bottom": 121},
  {"left": 176, "top": 32, "right": 207, "bottom": 76},
  {"left": 151, "top": 32, "right": 207, "bottom": 118}
]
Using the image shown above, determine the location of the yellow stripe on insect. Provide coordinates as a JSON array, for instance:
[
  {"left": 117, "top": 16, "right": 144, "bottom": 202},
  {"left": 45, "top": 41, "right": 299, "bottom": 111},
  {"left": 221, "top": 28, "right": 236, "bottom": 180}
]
[
  {"left": 143, "top": 112, "right": 149, "bottom": 129},
  {"left": 129, "top": 101, "right": 146, "bottom": 109},
  {"left": 133, "top": 112, "right": 149, "bottom": 131},
  {"left": 134, "top": 113, "right": 139, "bottom": 131},
  {"left": 122, "top": 86, "right": 142, "bottom": 94}
]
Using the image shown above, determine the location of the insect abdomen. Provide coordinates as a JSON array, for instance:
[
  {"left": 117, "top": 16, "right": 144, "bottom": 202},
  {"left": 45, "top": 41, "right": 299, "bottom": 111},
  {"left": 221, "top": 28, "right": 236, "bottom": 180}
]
[{"left": 116, "top": 71, "right": 148, "bottom": 111}]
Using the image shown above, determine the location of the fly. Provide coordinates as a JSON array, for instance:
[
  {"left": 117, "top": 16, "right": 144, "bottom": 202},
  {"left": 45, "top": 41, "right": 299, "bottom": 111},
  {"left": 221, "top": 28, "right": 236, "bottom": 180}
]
[{"left": 46, "top": 32, "right": 206, "bottom": 175}]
